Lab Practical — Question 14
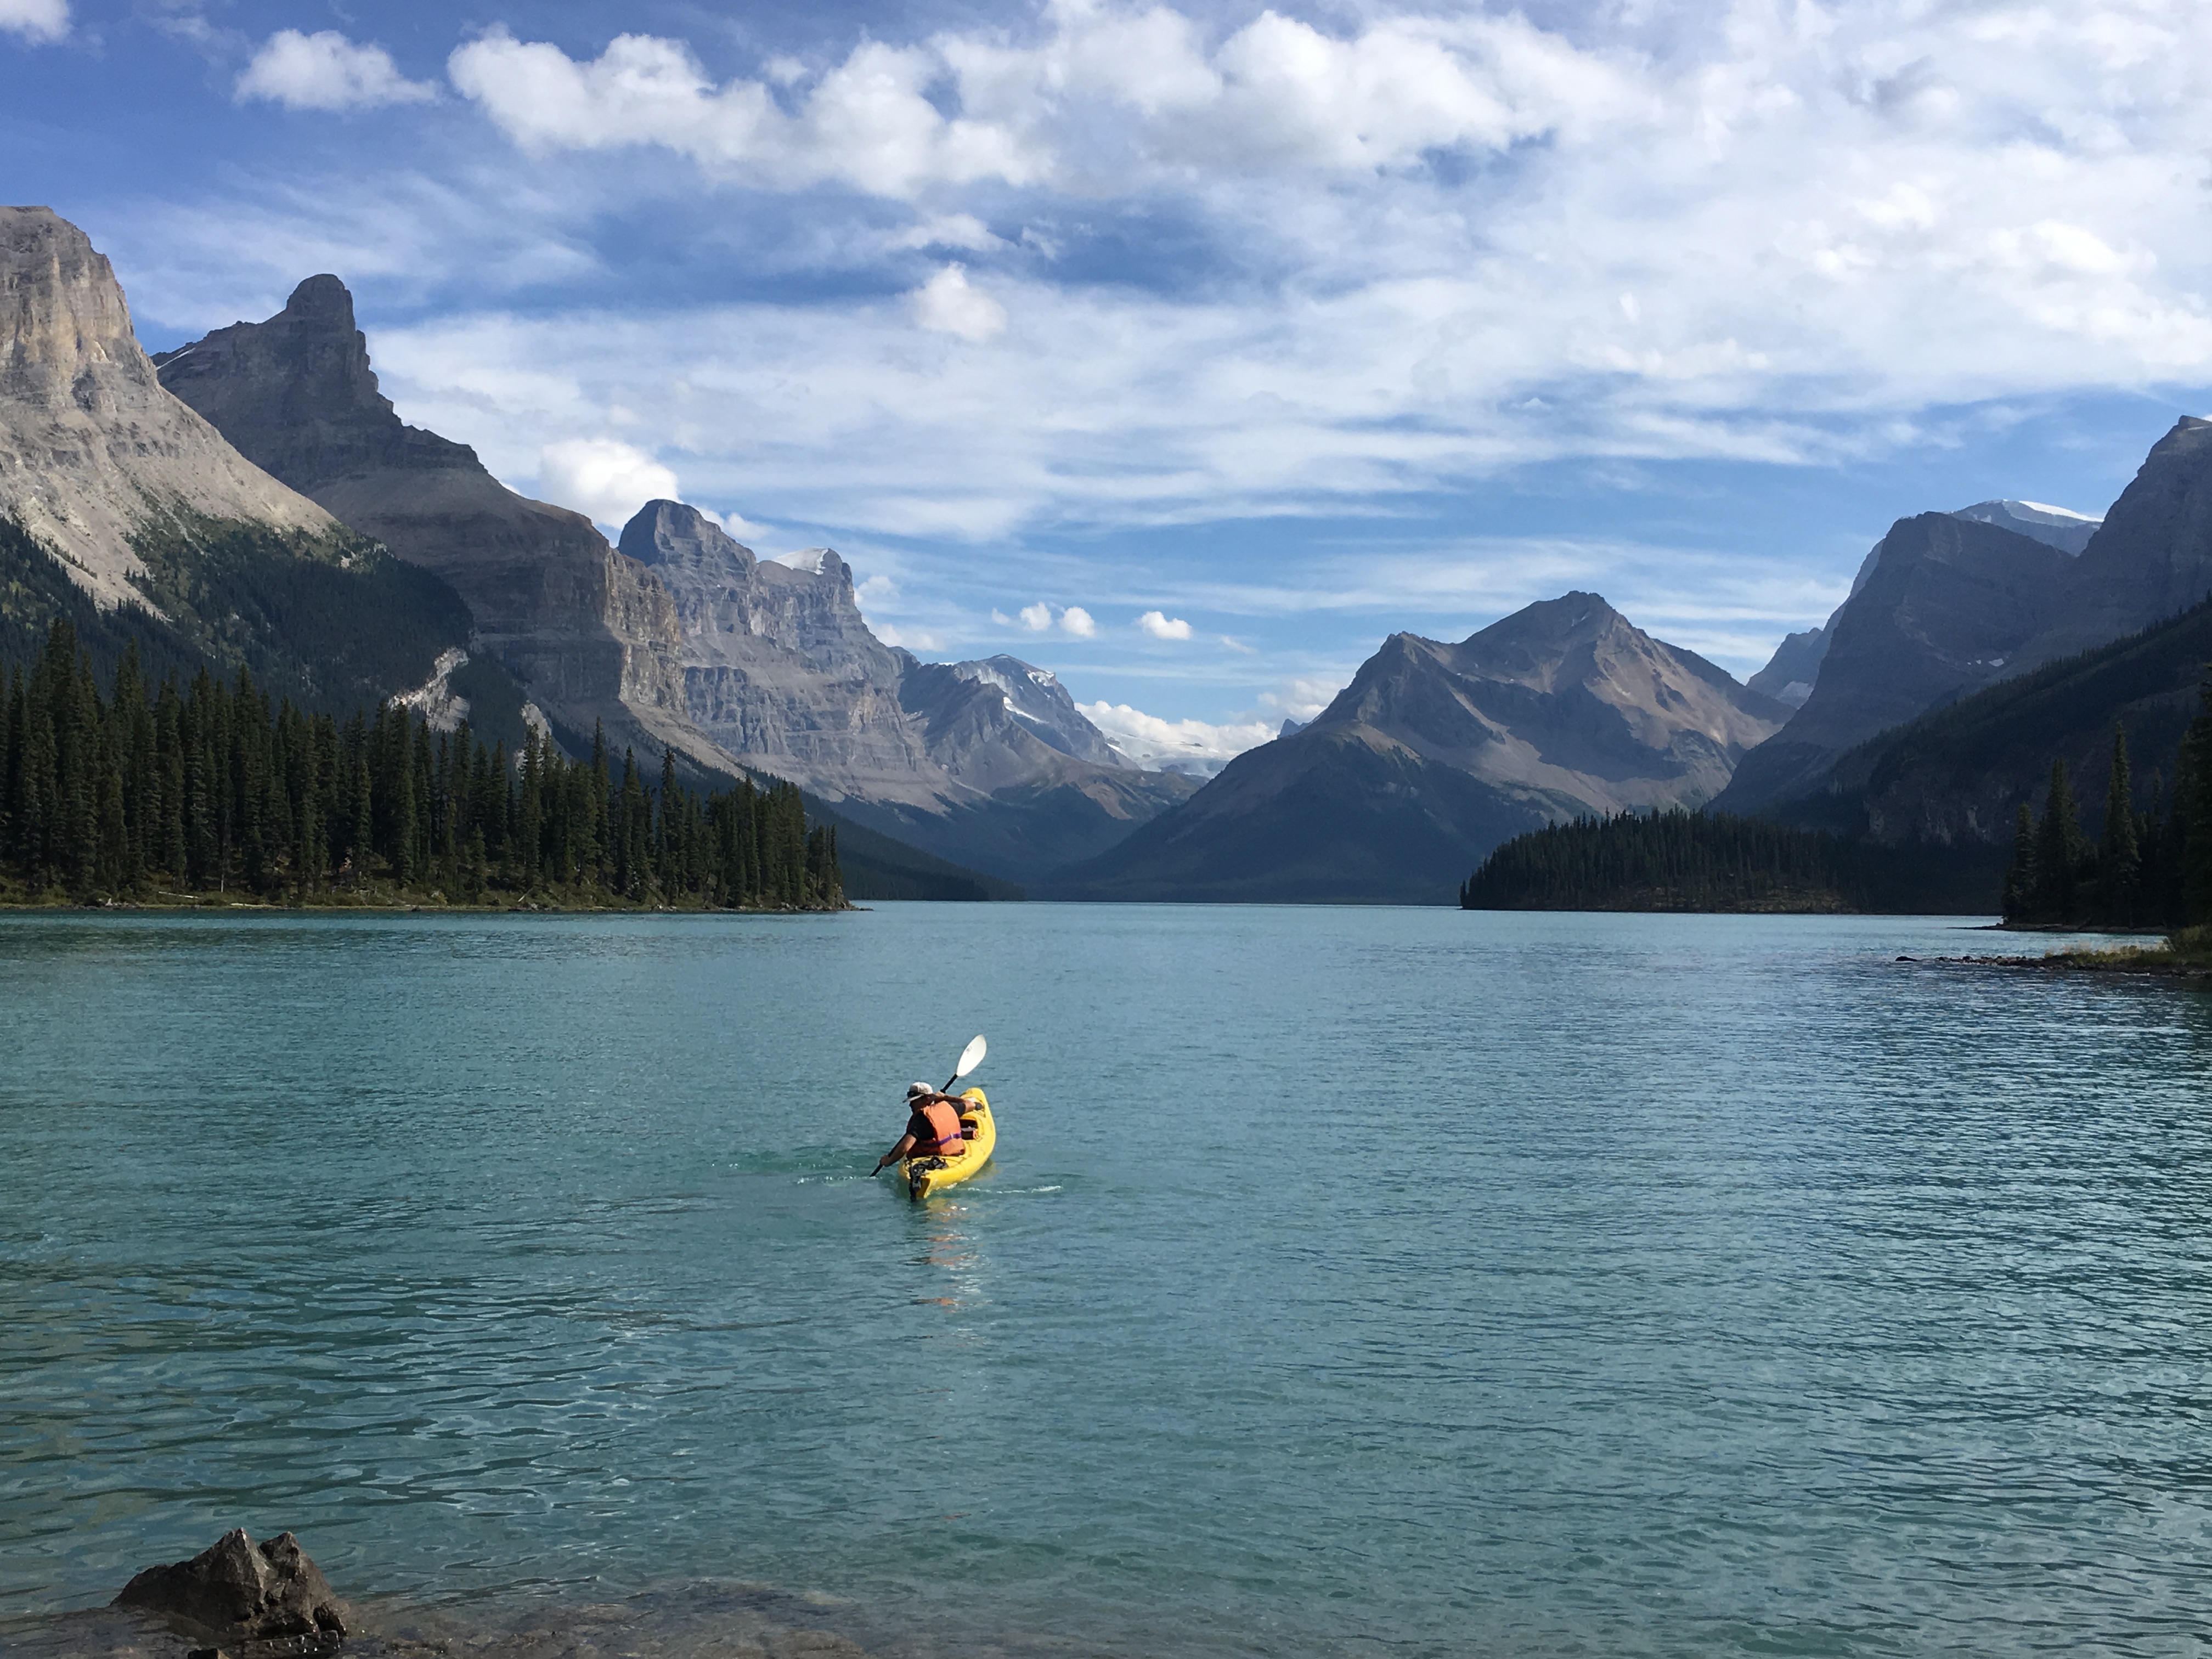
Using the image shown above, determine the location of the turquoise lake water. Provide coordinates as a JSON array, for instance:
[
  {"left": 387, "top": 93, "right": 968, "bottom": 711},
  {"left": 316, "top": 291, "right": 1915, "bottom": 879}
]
[{"left": 3, "top": 905, "right": 2210, "bottom": 1658}]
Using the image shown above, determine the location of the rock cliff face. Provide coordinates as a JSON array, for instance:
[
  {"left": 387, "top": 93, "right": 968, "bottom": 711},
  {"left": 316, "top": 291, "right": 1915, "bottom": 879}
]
[
  {"left": 0, "top": 207, "right": 334, "bottom": 607},
  {"left": 1051, "top": 592, "right": 1786, "bottom": 903},
  {"left": 155, "top": 277, "right": 727, "bottom": 773},
  {"left": 617, "top": 498, "right": 1193, "bottom": 881},
  {"left": 1745, "top": 498, "right": 2098, "bottom": 712},
  {"left": 2011, "top": 419, "right": 2212, "bottom": 667},
  {"left": 616, "top": 500, "right": 939, "bottom": 798},
  {"left": 1717, "top": 514, "right": 2075, "bottom": 816}
]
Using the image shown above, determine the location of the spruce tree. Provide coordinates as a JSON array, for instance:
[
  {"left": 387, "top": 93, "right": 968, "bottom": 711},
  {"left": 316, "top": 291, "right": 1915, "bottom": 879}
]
[
  {"left": 2032, "top": 760, "right": 2088, "bottom": 921},
  {"left": 2182, "top": 670, "right": 2212, "bottom": 925},
  {"left": 2100, "top": 723, "right": 2140, "bottom": 924},
  {"left": 2002, "top": 803, "right": 2036, "bottom": 921}
]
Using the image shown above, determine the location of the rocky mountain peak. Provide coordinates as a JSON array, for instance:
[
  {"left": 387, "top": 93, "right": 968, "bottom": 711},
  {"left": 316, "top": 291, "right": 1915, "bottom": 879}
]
[
  {"left": 945, "top": 654, "right": 1124, "bottom": 766},
  {"left": 619, "top": 498, "right": 758, "bottom": 579},
  {"left": 152, "top": 270, "right": 476, "bottom": 486},
  {"left": 617, "top": 499, "right": 894, "bottom": 685},
  {"left": 0, "top": 206, "right": 334, "bottom": 606},
  {"left": 2008, "top": 416, "right": 2212, "bottom": 665},
  {"left": 1, "top": 206, "right": 149, "bottom": 409}
]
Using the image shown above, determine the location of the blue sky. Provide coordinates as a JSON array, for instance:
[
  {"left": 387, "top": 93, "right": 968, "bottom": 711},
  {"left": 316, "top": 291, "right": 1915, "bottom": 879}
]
[{"left": 7, "top": 0, "right": 2210, "bottom": 764}]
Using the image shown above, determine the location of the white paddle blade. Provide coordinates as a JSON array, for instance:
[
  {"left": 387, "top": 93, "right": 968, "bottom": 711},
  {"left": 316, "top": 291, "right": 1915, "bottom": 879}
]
[{"left": 953, "top": 1034, "right": 988, "bottom": 1080}]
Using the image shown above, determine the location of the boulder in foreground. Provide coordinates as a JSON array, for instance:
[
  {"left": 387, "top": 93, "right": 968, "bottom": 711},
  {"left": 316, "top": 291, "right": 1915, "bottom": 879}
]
[{"left": 114, "top": 1530, "right": 346, "bottom": 1644}]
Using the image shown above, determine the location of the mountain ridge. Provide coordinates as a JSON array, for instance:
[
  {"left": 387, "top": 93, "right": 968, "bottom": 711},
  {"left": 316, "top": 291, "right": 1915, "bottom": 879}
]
[
  {"left": 1049, "top": 591, "right": 1786, "bottom": 903},
  {"left": 154, "top": 276, "right": 733, "bottom": 779}
]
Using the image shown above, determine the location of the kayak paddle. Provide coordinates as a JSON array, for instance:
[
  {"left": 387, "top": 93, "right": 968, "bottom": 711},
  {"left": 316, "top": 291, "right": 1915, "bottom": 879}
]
[{"left": 942, "top": 1033, "right": 987, "bottom": 1092}]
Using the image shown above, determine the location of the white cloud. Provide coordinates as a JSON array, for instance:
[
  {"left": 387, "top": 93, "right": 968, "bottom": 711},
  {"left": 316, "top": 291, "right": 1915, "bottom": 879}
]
[
  {"left": 1059, "top": 605, "right": 1097, "bottom": 637},
  {"left": 448, "top": 28, "right": 1048, "bottom": 198},
  {"left": 535, "top": 437, "right": 680, "bottom": 529},
  {"left": 1137, "top": 610, "right": 1193, "bottom": 639},
  {"left": 448, "top": 8, "right": 1620, "bottom": 198},
  {"left": 694, "top": 506, "right": 776, "bottom": 544},
  {"left": 1078, "top": 701, "right": 1282, "bottom": 776},
  {"left": 1260, "top": 677, "right": 1346, "bottom": 723},
  {"left": 874, "top": 623, "right": 944, "bottom": 651},
  {"left": 0, "top": 0, "right": 66, "bottom": 44},
  {"left": 891, "top": 215, "right": 1007, "bottom": 253},
  {"left": 179, "top": 0, "right": 2212, "bottom": 629},
  {"left": 238, "top": 30, "right": 437, "bottom": 111},
  {"left": 911, "top": 264, "right": 1006, "bottom": 342},
  {"left": 1018, "top": 602, "right": 1053, "bottom": 630}
]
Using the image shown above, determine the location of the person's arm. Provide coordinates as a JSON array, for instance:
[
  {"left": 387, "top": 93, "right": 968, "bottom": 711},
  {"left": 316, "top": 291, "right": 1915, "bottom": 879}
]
[{"left": 874, "top": 1129, "right": 921, "bottom": 1172}]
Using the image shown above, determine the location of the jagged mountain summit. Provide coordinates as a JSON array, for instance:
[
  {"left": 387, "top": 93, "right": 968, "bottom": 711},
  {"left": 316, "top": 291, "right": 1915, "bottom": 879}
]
[
  {"left": 1950, "top": 499, "right": 2103, "bottom": 554},
  {"left": 1718, "top": 514, "right": 2075, "bottom": 816},
  {"left": 1745, "top": 498, "right": 2101, "bottom": 710},
  {"left": 2009, "top": 418, "right": 2212, "bottom": 665},
  {"left": 1051, "top": 592, "right": 1788, "bottom": 904},
  {"left": 154, "top": 275, "right": 726, "bottom": 775},
  {"left": 616, "top": 499, "right": 937, "bottom": 795},
  {"left": 618, "top": 500, "right": 1194, "bottom": 881},
  {"left": 1728, "top": 427, "right": 2212, "bottom": 821},
  {"left": 0, "top": 207, "right": 483, "bottom": 712},
  {"left": 0, "top": 207, "right": 334, "bottom": 608}
]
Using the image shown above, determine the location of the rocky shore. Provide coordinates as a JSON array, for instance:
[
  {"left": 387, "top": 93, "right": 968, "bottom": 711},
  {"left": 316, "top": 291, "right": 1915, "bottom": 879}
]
[{"left": 20, "top": 1534, "right": 884, "bottom": 1659}]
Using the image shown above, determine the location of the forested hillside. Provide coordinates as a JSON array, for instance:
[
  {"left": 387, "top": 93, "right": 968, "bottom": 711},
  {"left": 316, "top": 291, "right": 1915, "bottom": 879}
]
[
  {"left": 1, "top": 511, "right": 480, "bottom": 718},
  {"left": 1459, "top": 810, "right": 1999, "bottom": 913},
  {"left": 1466, "top": 683, "right": 2212, "bottom": 927},
  {"left": 1, "top": 620, "right": 842, "bottom": 910}
]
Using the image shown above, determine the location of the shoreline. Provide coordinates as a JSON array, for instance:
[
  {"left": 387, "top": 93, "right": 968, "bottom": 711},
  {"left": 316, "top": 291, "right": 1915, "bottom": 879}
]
[
  {"left": 1910, "top": 945, "right": 2212, "bottom": 981},
  {"left": 0, "top": 889, "right": 854, "bottom": 917}
]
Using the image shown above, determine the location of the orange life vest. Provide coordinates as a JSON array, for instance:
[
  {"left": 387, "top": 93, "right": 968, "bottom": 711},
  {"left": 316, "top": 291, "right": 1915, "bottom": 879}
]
[{"left": 916, "top": 1097, "right": 968, "bottom": 1157}]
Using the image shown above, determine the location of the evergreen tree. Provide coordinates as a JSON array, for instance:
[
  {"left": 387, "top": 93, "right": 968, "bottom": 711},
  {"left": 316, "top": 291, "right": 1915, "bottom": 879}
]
[
  {"left": 2030, "top": 760, "right": 2089, "bottom": 921},
  {"left": 2183, "top": 668, "right": 2212, "bottom": 924},
  {"left": 2002, "top": 803, "right": 2036, "bottom": 922},
  {"left": 2100, "top": 723, "right": 2140, "bottom": 924},
  {"left": 0, "top": 624, "right": 839, "bottom": 910}
]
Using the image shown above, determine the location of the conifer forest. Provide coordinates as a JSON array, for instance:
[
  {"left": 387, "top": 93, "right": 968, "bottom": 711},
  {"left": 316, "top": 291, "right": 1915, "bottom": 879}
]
[
  {"left": 1466, "top": 674, "right": 2212, "bottom": 928},
  {"left": 1999, "top": 704, "right": 2212, "bottom": 929},
  {"left": 0, "top": 620, "right": 844, "bottom": 910}
]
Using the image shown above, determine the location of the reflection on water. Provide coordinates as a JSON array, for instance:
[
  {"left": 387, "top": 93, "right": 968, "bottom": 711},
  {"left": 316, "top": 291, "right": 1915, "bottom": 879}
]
[{"left": 3, "top": 908, "right": 2211, "bottom": 1659}]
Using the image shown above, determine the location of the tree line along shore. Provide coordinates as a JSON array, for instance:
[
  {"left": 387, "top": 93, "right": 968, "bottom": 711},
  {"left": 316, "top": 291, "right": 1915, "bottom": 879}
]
[
  {"left": 0, "top": 620, "right": 845, "bottom": 911},
  {"left": 1463, "top": 671, "right": 2212, "bottom": 949}
]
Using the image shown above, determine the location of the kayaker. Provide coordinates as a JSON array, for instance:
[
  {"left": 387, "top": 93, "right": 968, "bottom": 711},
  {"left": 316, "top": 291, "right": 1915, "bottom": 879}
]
[{"left": 873, "top": 1081, "right": 970, "bottom": 1173}]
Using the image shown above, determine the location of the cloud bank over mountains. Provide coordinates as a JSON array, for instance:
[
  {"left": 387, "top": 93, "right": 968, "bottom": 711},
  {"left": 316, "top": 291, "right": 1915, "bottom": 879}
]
[
  {"left": 16, "top": 0, "right": 2212, "bottom": 760},
  {"left": 132, "top": 2, "right": 2212, "bottom": 500}
]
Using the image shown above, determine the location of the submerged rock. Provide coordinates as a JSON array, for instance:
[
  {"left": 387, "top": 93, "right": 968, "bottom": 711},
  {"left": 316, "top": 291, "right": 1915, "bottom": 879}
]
[{"left": 114, "top": 1529, "right": 347, "bottom": 1644}]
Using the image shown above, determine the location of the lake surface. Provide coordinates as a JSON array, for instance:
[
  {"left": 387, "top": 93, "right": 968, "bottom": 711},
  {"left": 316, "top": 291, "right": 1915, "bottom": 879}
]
[{"left": 3, "top": 906, "right": 2210, "bottom": 1659}]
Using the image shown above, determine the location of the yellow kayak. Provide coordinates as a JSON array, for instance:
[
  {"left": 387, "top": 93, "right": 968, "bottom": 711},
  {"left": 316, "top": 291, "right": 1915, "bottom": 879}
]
[{"left": 902, "top": 1087, "right": 995, "bottom": 1199}]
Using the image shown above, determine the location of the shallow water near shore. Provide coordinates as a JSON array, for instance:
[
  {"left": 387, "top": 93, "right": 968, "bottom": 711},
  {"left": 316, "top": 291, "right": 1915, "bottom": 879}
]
[{"left": 3, "top": 905, "right": 2211, "bottom": 1659}]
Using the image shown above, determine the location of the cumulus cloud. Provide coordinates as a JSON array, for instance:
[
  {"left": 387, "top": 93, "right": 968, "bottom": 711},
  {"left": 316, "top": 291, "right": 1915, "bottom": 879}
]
[
  {"left": 1007, "top": 602, "right": 1097, "bottom": 636},
  {"left": 445, "top": 6, "right": 1625, "bottom": 197},
  {"left": 535, "top": 437, "right": 680, "bottom": 529},
  {"left": 1260, "top": 678, "right": 1346, "bottom": 723},
  {"left": 205, "top": 0, "right": 2212, "bottom": 686},
  {"left": 448, "top": 28, "right": 1048, "bottom": 197},
  {"left": 874, "top": 623, "right": 944, "bottom": 651},
  {"left": 911, "top": 264, "right": 1007, "bottom": 342},
  {"left": 0, "top": 0, "right": 66, "bottom": 44},
  {"left": 1078, "top": 702, "right": 1282, "bottom": 776},
  {"left": 1137, "top": 610, "right": 1193, "bottom": 639},
  {"left": 238, "top": 30, "right": 437, "bottom": 110}
]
